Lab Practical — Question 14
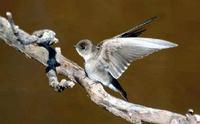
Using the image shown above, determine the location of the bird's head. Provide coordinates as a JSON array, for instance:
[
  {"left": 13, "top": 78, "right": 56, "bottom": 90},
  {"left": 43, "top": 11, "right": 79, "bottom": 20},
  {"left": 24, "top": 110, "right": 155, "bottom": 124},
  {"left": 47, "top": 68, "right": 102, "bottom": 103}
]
[{"left": 74, "top": 39, "right": 94, "bottom": 59}]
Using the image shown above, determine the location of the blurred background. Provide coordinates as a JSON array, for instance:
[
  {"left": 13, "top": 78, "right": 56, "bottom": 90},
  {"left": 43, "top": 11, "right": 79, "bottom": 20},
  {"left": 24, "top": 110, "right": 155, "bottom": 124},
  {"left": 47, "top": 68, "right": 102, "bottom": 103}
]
[{"left": 0, "top": 0, "right": 200, "bottom": 124}]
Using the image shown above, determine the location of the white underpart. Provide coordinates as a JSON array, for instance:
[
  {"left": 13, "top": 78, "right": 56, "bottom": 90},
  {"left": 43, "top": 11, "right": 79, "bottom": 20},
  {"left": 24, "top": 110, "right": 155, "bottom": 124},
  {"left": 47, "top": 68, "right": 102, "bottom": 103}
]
[{"left": 83, "top": 53, "right": 94, "bottom": 61}]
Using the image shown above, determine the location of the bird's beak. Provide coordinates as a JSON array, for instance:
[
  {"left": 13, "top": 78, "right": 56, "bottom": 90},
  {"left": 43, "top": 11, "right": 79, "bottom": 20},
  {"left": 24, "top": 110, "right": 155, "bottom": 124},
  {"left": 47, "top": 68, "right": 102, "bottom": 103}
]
[{"left": 73, "top": 45, "right": 77, "bottom": 48}]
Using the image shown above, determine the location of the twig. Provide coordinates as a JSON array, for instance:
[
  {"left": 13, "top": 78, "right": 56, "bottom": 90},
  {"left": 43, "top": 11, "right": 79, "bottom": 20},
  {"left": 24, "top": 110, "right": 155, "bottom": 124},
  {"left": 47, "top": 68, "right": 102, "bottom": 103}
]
[
  {"left": 6, "top": 12, "right": 18, "bottom": 35},
  {"left": 0, "top": 12, "right": 199, "bottom": 124}
]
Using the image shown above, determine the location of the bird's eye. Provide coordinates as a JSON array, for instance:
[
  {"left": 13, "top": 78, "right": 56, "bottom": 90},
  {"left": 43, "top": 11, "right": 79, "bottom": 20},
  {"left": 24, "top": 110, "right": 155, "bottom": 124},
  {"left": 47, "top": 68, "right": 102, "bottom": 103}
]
[
  {"left": 80, "top": 43, "right": 86, "bottom": 50},
  {"left": 80, "top": 45, "right": 85, "bottom": 49}
]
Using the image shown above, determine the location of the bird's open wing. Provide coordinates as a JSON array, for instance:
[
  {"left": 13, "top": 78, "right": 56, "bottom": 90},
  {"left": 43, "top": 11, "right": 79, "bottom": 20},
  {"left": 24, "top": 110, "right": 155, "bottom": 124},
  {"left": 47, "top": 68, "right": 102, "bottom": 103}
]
[{"left": 97, "top": 38, "right": 177, "bottom": 79}]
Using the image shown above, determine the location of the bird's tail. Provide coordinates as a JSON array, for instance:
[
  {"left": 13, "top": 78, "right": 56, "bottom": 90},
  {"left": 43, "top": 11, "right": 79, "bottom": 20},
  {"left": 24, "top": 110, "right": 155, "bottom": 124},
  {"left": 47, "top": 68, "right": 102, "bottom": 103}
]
[{"left": 111, "top": 78, "right": 128, "bottom": 101}]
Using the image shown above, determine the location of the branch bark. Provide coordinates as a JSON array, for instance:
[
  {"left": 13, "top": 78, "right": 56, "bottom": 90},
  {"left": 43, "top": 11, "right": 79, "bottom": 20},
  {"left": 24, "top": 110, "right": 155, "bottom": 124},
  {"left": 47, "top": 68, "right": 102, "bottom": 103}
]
[{"left": 0, "top": 12, "right": 199, "bottom": 124}]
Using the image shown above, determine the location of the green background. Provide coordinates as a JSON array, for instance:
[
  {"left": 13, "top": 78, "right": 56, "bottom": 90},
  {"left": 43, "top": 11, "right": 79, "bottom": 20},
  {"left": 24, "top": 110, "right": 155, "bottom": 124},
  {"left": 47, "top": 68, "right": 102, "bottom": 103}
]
[{"left": 0, "top": 0, "right": 200, "bottom": 123}]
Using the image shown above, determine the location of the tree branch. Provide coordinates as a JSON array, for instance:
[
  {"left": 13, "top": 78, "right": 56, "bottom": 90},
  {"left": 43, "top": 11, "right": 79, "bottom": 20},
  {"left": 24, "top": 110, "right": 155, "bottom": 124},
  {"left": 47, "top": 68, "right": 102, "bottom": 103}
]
[{"left": 0, "top": 12, "right": 199, "bottom": 124}]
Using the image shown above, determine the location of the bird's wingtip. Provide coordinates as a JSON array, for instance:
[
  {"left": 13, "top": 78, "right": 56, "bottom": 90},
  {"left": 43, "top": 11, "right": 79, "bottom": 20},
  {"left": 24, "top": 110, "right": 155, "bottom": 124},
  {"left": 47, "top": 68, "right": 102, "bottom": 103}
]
[{"left": 167, "top": 42, "right": 179, "bottom": 48}]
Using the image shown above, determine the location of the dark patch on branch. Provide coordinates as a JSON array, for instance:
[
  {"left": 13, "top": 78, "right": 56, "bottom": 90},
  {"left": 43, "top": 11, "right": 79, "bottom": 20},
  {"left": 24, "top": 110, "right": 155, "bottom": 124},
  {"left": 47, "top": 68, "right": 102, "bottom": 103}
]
[{"left": 38, "top": 41, "right": 60, "bottom": 73}]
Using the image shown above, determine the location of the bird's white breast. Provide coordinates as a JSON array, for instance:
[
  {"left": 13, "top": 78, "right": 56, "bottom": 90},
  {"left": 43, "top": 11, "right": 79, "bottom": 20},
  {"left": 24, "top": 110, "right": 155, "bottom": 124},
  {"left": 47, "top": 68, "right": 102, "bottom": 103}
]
[{"left": 85, "top": 59, "right": 111, "bottom": 86}]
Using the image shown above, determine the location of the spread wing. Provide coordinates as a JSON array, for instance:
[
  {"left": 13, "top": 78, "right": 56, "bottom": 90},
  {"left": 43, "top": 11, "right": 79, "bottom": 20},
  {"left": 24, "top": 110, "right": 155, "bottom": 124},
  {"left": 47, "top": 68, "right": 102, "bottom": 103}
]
[{"left": 97, "top": 38, "right": 178, "bottom": 79}]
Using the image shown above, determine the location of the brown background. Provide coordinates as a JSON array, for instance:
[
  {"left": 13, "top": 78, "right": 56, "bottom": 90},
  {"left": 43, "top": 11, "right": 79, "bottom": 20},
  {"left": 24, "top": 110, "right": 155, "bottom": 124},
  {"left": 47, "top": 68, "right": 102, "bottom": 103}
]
[{"left": 0, "top": 0, "right": 200, "bottom": 124}]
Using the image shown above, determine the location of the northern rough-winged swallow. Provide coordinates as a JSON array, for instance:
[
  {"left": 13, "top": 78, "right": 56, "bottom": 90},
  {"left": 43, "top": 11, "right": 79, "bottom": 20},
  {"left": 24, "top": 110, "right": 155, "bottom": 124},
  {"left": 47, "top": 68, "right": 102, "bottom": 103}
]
[{"left": 74, "top": 17, "right": 178, "bottom": 101}]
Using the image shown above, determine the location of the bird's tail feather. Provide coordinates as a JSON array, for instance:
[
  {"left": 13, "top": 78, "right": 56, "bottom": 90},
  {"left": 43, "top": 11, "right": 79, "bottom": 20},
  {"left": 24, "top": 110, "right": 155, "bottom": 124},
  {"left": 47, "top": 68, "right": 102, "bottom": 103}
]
[{"left": 111, "top": 78, "right": 128, "bottom": 101}]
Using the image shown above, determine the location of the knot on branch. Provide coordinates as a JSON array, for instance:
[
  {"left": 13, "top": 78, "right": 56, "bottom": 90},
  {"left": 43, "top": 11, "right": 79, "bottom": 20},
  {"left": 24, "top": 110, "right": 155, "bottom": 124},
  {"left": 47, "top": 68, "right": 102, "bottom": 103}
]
[
  {"left": 32, "top": 29, "right": 58, "bottom": 45},
  {"left": 47, "top": 70, "right": 75, "bottom": 92},
  {"left": 185, "top": 109, "right": 200, "bottom": 124}
]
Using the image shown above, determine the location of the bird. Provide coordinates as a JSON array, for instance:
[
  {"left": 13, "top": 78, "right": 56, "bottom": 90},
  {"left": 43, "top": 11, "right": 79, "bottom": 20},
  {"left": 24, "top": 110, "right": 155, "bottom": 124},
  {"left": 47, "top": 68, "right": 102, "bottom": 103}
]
[{"left": 74, "top": 17, "right": 178, "bottom": 101}]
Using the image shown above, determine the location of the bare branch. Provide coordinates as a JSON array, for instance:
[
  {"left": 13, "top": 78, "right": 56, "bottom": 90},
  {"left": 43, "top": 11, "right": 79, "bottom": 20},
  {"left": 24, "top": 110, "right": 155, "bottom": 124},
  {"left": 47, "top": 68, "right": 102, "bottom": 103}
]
[
  {"left": 6, "top": 12, "right": 38, "bottom": 45},
  {"left": 0, "top": 12, "right": 199, "bottom": 124}
]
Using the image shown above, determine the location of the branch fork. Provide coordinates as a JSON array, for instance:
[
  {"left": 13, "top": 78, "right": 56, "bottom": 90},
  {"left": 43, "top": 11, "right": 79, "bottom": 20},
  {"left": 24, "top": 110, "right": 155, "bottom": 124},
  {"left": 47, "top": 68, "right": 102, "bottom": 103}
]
[{"left": 6, "top": 12, "right": 75, "bottom": 92}]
